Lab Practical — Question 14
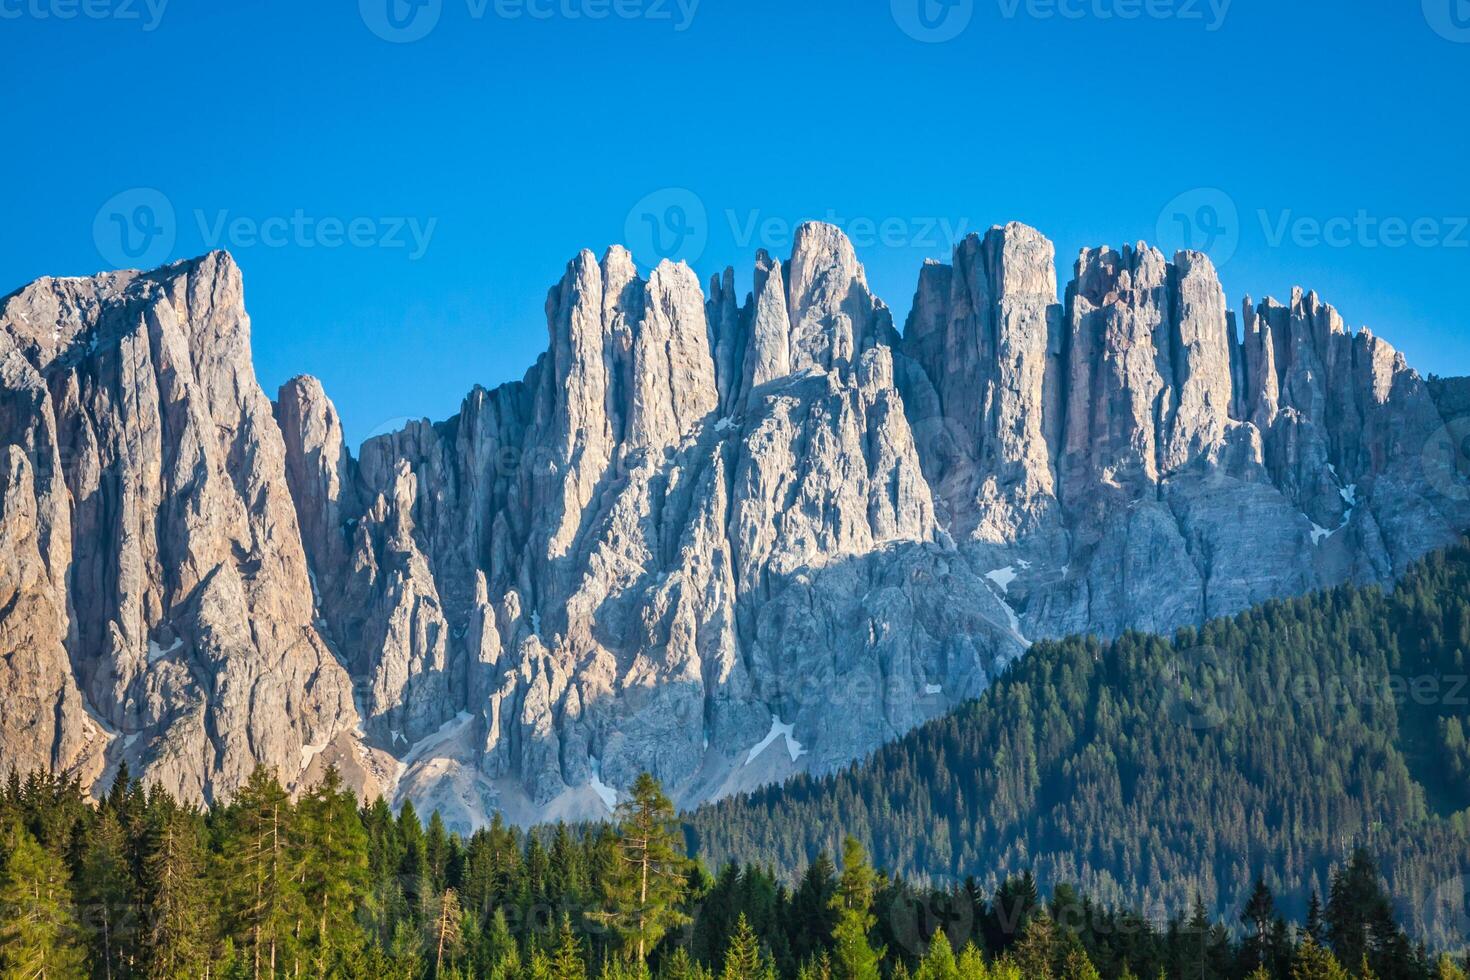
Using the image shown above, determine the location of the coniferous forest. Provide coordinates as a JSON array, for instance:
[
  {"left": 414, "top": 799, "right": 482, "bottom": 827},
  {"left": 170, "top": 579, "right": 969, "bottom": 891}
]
[
  {"left": 689, "top": 539, "right": 1470, "bottom": 952},
  {"left": 5, "top": 541, "right": 1470, "bottom": 978},
  {"left": 2, "top": 767, "right": 1467, "bottom": 980}
]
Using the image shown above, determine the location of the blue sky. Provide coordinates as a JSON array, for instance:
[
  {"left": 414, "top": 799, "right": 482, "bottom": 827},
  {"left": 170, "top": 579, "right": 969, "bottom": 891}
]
[{"left": 3, "top": 0, "right": 1468, "bottom": 448}]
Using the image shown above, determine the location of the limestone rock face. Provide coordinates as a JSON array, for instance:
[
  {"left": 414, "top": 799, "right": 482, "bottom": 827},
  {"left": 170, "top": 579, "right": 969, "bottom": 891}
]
[
  {"left": 2, "top": 222, "right": 1466, "bottom": 827},
  {"left": 0, "top": 254, "right": 377, "bottom": 805},
  {"left": 899, "top": 223, "right": 1062, "bottom": 542}
]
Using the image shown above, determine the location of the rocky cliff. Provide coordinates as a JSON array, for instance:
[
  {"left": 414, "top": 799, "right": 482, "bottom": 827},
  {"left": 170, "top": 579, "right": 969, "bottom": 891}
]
[{"left": 2, "top": 223, "right": 1466, "bottom": 828}]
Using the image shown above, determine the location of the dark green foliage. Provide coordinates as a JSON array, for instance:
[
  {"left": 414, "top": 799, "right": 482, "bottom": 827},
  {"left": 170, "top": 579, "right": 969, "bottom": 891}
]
[
  {"left": 4, "top": 542, "right": 1470, "bottom": 976},
  {"left": 0, "top": 766, "right": 1461, "bottom": 979},
  {"left": 688, "top": 538, "right": 1470, "bottom": 951}
]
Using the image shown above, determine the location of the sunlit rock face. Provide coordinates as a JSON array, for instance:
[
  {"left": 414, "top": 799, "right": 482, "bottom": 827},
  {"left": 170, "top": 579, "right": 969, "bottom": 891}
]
[{"left": 3, "top": 224, "right": 1465, "bottom": 830}]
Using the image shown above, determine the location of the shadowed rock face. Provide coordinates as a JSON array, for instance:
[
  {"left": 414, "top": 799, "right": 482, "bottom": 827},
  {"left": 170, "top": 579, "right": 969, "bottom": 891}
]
[{"left": 2, "top": 225, "right": 1466, "bottom": 829}]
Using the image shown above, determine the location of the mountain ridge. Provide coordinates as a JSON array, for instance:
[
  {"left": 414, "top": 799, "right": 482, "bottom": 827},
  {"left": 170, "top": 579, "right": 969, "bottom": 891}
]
[
  {"left": 1, "top": 220, "right": 1466, "bottom": 829},
  {"left": 684, "top": 535, "right": 1470, "bottom": 948}
]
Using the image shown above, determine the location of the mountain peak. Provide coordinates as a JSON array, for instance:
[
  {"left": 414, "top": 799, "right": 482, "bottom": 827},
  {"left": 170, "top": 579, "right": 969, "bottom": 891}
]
[{"left": 2, "top": 222, "right": 1466, "bottom": 827}]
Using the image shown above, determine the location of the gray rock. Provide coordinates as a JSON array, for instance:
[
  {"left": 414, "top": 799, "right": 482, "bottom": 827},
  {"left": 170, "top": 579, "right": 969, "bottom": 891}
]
[{"left": 2, "top": 223, "right": 1466, "bottom": 826}]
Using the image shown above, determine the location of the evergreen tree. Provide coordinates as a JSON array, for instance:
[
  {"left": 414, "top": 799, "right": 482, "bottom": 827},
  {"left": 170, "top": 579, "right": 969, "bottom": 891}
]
[
  {"left": 77, "top": 808, "right": 134, "bottom": 980},
  {"left": 1433, "top": 955, "right": 1468, "bottom": 980},
  {"left": 720, "top": 913, "right": 769, "bottom": 980},
  {"left": 142, "top": 807, "right": 211, "bottom": 979},
  {"left": 1238, "top": 876, "right": 1277, "bottom": 971},
  {"left": 1305, "top": 891, "right": 1326, "bottom": 945},
  {"left": 429, "top": 888, "right": 463, "bottom": 979},
  {"left": 828, "top": 838, "right": 883, "bottom": 980},
  {"left": 1060, "top": 943, "right": 1100, "bottom": 980},
  {"left": 598, "top": 773, "right": 691, "bottom": 963},
  {"left": 914, "top": 929, "right": 958, "bottom": 980},
  {"left": 295, "top": 767, "right": 371, "bottom": 977},
  {"left": 954, "top": 942, "right": 988, "bottom": 980},
  {"left": 1011, "top": 913, "right": 1055, "bottom": 980},
  {"left": 1291, "top": 935, "right": 1350, "bottom": 980},
  {"left": 220, "top": 767, "right": 302, "bottom": 979},
  {"left": 664, "top": 946, "right": 713, "bottom": 980},
  {"left": 787, "top": 856, "right": 838, "bottom": 967},
  {"left": 550, "top": 914, "right": 587, "bottom": 980},
  {"left": 0, "top": 819, "right": 87, "bottom": 979}
]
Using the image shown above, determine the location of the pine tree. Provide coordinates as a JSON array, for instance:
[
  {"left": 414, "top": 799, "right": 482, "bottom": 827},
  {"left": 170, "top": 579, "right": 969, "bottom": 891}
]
[
  {"left": 1059, "top": 944, "right": 1100, "bottom": 980},
  {"left": 429, "top": 887, "right": 463, "bottom": 979},
  {"left": 295, "top": 766, "right": 371, "bottom": 977},
  {"left": 1291, "top": 936, "right": 1350, "bottom": 980},
  {"left": 1011, "top": 913, "right": 1054, "bottom": 980},
  {"left": 220, "top": 767, "right": 302, "bottom": 980},
  {"left": 954, "top": 942, "right": 988, "bottom": 980},
  {"left": 914, "top": 928, "right": 958, "bottom": 980},
  {"left": 142, "top": 807, "right": 211, "bottom": 979},
  {"left": 549, "top": 915, "right": 587, "bottom": 980},
  {"left": 829, "top": 838, "right": 883, "bottom": 980},
  {"left": 77, "top": 808, "right": 133, "bottom": 980},
  {"left": 387, "top": 918, "right": 425, "bottom": 980},
  {"left": 0, "top": 819, "right": 87, "bottom": 979},
  {"left": 1239, "top": 876, "right": 1277, "bottom": 971},
  {"left": 1305, "top": 891, "right": 1326, "bottom": 945},
  {"left": 1433, "top": 954, "right": 1468, "bottom": 980},
  {"left": 720, "top": 914, "right": 768, "bottom": 980},
  {"left": 597, "top": 773, "right": 690, "bottom": 963},
  {"left": 788, "top": 855, "right": 838, "bottom": 966}
]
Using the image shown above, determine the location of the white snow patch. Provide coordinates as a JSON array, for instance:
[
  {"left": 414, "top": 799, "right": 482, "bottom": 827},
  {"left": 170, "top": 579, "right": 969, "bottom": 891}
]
[
  {"left": 714, "top": 416, "right": 738, "bottom": 432},
  {"left": 588, "top": 760, "right": 618, "bottom": 812},
  {"left": 530, "top": 610, "right": 541, "bottom": 636},
  {"left": 745, "top": 715, "right": 805, "bottom": 765},
  {"left": 985, "top": 566, "right": 1017, "bottom": 594},
  {"left": 924, "top": 684, "right": 943, "bottom": 695},
  {"left": 1310, "top": 522, "right": 1332, "bottom": 545},
  {"left": 147, "top": 637, "right": 183, "bottom": 663},
  {"left": 80, "top": 699, "right": 120, "bottom": 744},
  {"left": 1340, "top": 484, "right": 1358, "bottom": 506},
  {"left": 982, "top": 578, "right": 1030, "bottom": 647},
  {"left": 391, "top": 729, "right": 406, "bottom": 745},
  {"left": 299, "top": 739, "right": 331, "bottom": 772}
]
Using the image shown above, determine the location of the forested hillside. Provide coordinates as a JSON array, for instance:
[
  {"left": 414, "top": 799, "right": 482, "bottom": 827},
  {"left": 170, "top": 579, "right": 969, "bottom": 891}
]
[
  {"left": 2, "top": 769, "right": 1464, "bottom": 978},
  {"left": 688, "top": 539, "right": 1470, "bottom": 950}
]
